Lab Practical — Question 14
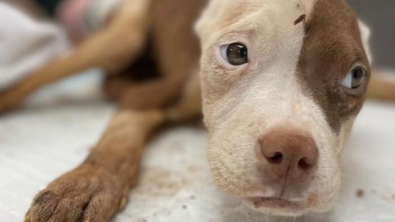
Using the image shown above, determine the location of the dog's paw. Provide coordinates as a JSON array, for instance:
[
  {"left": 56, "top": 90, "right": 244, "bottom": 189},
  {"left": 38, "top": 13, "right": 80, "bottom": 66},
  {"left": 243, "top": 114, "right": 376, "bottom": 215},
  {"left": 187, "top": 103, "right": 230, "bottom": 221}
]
[{"left": 25, "top": 165, "right": 129, "bottom": 222}]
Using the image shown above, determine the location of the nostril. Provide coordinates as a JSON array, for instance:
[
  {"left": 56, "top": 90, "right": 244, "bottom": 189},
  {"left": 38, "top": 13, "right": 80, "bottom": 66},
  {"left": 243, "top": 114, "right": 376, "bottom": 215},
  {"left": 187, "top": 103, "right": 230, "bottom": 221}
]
[
  {"left": 267, "top": 152, "right": 283, "bottom": 164},
  {"left": 298, "top": 158, "right": 312, "bottom": 170}
]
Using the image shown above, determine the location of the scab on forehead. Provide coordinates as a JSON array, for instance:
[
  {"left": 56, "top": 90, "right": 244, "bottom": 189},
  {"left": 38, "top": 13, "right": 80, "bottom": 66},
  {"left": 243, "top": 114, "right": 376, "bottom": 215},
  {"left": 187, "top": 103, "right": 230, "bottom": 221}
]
[
  {"left": 294, "top": 14, "right": 306, "bottom": 26},
  {"left": 294, "top": 14, "right": 311, "bottom": 33}
]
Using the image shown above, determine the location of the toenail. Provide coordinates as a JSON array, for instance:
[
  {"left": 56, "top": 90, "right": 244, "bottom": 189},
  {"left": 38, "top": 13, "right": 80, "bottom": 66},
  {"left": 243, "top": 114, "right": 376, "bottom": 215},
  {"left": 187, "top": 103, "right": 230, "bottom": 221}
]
[{"left": 119, "top": 197, "right": 128, "bottom": 211}]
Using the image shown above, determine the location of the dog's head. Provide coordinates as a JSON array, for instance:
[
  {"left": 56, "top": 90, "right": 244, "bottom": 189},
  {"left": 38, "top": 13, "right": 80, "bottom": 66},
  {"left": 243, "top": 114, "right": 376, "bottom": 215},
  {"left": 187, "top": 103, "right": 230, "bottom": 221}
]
[{"left": 196, "top": 0, "right": 371, "bottom": 216}]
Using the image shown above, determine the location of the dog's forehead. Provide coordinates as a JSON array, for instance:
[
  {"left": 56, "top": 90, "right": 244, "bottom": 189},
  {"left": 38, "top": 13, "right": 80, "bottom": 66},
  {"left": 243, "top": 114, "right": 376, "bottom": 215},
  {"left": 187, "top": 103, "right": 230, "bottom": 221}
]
[
  {"left": 217, "top": 0, "right": 316, "bottom": 29},
  {"left": 195, "top": 0, "right": 315, "bottom": 39}
]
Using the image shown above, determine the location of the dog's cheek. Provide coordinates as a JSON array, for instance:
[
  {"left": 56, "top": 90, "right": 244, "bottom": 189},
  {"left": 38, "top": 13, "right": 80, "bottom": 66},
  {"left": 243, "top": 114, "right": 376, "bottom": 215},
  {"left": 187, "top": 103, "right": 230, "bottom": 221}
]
[
  {"left": 312, "top": 172, "right": 341, "bottom": 213},
  {"left": 200, "top": 57, "right": 243, "bottom": 97},
  {"left": 310, "top": 117, "right": 357, "bottom": 211},
  {"left": 308, "top": 131, "right": 342, "bottom": 212},
  {"left": 207, "top": 120, "right": 264, "bottom": 196},
  {"left": 336, "top": 116, "right": 357, "bottom": 155}
]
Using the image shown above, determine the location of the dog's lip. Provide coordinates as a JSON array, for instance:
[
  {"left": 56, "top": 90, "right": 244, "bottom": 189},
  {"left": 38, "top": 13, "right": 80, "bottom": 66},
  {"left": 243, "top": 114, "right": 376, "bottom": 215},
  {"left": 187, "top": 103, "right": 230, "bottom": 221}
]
[{"left": 246, "top": 196, "right": 300, "bottom": 209}]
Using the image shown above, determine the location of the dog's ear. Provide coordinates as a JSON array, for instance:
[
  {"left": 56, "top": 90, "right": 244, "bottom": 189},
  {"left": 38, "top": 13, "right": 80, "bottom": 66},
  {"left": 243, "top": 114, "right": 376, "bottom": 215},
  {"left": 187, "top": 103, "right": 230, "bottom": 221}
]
[
  {"left": 194, "top": 1, "right": 227, "bottom": 42},
  {"left": 358, "top": 20, "right": 372, "bottom": 64},
  {"left": 194, "top": 1, "right": 216, "bottom": 41}
]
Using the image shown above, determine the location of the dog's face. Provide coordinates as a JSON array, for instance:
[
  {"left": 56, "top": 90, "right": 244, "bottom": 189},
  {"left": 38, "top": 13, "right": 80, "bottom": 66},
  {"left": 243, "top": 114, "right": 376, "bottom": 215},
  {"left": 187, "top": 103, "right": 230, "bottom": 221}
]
[{"left": 196, "top": 0, "right": 371, "bottom": 216}]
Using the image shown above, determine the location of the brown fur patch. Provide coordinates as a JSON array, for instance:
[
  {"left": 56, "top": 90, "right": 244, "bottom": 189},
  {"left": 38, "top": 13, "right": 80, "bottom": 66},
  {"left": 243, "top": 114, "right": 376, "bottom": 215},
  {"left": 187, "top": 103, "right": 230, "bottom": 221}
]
[{"left": 296, "top": 0, "right": 370, "bottom": 132}]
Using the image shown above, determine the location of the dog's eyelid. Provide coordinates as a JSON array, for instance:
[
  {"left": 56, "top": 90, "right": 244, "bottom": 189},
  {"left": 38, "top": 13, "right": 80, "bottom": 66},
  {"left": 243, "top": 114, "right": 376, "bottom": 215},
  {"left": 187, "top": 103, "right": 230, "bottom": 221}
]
[
  {"left": 349, "top": 60, "right": 368, "bottom": 71},
  {"left": 215, "top": 33, "right": 251, "bottom": 48},
  {"left": 352, "top": 62, "right": 367, "bottom": 69}
]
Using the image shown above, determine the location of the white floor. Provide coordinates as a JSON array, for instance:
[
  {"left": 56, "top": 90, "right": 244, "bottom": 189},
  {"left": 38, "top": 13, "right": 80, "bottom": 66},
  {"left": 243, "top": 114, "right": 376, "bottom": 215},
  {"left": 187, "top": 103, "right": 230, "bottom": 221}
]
[{"left": 0, "top": 73, "right": 394, "bottom": 222}]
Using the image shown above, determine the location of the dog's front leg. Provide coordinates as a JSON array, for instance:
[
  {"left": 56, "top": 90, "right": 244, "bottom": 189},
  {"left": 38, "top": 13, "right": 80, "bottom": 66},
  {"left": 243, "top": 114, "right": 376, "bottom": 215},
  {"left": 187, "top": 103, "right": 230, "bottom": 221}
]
[{"left": 25, "top": 109, "right": 165, "bottom": 222}]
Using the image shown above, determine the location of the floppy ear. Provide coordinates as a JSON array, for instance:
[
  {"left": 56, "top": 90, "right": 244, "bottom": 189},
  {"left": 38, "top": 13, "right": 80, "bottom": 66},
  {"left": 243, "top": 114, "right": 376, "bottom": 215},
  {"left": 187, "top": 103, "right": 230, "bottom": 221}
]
[
  {"left": 358, "top": 20, "right": 372, "bottom": 64},
  {"left": 194, "top": 0, "right": 228, "bottom": 42},
  {"left": 194, "top": 1, "right": 217, "bottom": 41}
]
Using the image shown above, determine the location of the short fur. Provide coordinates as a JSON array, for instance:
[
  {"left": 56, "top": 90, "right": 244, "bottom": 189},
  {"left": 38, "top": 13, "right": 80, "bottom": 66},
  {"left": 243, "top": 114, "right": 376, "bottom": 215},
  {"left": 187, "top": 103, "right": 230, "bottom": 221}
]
[{"left": 0, "top": 0, "right": 394, "bottom": 221}]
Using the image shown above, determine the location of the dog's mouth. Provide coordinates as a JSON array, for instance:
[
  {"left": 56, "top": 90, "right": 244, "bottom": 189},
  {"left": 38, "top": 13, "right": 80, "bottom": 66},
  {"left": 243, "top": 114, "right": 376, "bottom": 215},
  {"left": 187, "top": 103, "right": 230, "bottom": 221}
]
[
  {"left": 248, "top": 197, "right": 298, "bottom": 208},
  {"left": 243, "top": 196, "right": 310, "bottom": 216}
]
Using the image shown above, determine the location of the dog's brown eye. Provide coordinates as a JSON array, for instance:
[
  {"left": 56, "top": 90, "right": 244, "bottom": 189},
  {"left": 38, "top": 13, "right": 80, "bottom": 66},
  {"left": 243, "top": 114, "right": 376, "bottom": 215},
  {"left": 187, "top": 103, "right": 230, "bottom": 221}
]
[
  {"left": 220, "top": 43, "right": 248, "bottom": 66},
  {"left": 341, "top": 67, "right": 366, "bottom": 89}
]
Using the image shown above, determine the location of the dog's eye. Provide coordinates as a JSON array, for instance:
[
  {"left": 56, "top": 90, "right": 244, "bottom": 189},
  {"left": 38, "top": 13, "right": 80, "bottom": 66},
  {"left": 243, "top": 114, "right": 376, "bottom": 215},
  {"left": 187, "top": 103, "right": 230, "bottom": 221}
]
[
  {"left": 220, "top": 43, "right": 248, "bottom": 66},
  {"left": 341, "top": 67, "right": 367, "bottom": 89}
]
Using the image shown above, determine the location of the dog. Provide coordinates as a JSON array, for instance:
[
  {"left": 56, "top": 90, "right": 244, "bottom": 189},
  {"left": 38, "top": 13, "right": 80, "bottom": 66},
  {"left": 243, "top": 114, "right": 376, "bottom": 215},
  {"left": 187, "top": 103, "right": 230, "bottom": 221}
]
[{"left": 1, "top": 0, "right": 395, "bottom": 221}]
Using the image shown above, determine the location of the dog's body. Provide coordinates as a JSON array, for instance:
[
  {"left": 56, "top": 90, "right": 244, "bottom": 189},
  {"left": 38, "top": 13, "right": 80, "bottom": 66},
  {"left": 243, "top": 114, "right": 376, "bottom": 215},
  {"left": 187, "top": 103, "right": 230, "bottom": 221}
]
[{"left": 1, "top": 0, "right": 395, "bottom": 221}]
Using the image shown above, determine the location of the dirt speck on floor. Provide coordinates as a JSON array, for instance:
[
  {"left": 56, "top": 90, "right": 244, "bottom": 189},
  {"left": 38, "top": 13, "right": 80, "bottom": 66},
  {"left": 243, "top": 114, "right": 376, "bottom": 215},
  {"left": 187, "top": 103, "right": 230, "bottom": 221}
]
[{"left": 356, "top": 189, "right": 364, "bottom": 198}]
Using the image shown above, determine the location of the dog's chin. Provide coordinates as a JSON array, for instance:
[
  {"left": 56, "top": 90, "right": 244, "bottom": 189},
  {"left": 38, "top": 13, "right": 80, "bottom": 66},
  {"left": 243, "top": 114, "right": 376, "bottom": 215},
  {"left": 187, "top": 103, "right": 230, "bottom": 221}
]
[{"left": 242, "top": 197, "right": 312, "bottom": 217}]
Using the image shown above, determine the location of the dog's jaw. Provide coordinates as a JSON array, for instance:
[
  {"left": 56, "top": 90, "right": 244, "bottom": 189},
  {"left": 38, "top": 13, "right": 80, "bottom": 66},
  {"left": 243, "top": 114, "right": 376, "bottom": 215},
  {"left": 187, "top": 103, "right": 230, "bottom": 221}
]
[{"left": 196, "top": 0, "right": 371, "bottom": 216}]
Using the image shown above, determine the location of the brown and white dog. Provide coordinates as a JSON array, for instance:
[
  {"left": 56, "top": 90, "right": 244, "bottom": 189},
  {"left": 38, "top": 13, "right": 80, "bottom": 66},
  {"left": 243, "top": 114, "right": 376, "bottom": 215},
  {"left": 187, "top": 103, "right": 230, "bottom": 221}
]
[{"left": 1, "top": 0, "right": 394, "bottom": 221}]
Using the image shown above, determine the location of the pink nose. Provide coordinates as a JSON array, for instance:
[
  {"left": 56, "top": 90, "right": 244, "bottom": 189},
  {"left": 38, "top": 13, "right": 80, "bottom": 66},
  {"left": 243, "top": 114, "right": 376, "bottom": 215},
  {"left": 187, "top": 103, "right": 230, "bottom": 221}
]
[{"left": 258, "top": 130, "right": 318, "bottom": 182}]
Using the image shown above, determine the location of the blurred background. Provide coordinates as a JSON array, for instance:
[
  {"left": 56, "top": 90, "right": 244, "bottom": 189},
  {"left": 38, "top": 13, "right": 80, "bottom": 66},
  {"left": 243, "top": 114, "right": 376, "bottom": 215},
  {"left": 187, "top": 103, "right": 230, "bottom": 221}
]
[
  {"left": 1, "top": 0, "right": 394, "bottom": 81},
  {"left": 347, "top": 0, "right": 395, "bottom": 70}
]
